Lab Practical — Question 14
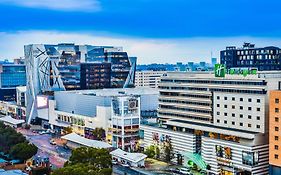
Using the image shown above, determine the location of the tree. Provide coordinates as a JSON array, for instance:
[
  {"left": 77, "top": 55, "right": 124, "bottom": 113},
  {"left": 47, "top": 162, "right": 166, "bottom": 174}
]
[
  {"left": 144, "top": 145, "right": 156, "bottom": 158},
  {"left": 63, "top": 126, "right": 73, "bottom": 135},
  {"left": 92, "top": 127, "right": 106, "bottom": 140},
  {"left": 163, "top": 142, "right": 174, "bottom": 162},
  {"left": 53, "top": 147, "right": 112, "bottom": 175},
  {"left": 10, "top": 142, "right": 38, "bottom": 161}
]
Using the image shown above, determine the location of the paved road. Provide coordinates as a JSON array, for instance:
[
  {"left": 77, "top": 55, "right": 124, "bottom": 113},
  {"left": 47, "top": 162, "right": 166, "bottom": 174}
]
[{"left": 17, "top": 128, "right": 71, "bottom": 168}]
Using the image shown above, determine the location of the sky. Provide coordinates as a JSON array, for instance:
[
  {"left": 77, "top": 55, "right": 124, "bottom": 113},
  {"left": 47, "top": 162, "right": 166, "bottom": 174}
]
[{"left": 0, "top": 0, "right": 281, "bottom": 64}]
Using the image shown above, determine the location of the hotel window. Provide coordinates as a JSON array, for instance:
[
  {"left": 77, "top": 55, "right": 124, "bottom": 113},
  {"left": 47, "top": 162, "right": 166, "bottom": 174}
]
[
  {"left": 224, "top": 97, "right": 227, "bottom": 100},
  {"left": 232, "top": 105, "right": 235, "bottom": 109},
  {"left": 257, "top": 125, "right": 260, "bottom": 129},
  {"left": 224, "top": 113, "right": 227, "bottom": 116},
  {"left": 276, "top": 136, "right": 279, "bottom": 141},
  {"left": 275, "top": 127, "right": 279, "bottom": 131},
  {"left": 240, "top": 106, "right": 243, "bottom": 110},
  {"left": 275, "top": 108, "right": 279, "bottom": 113},
  {"left": 217, "top": 119, "right": 220, "bottom": 123},
  {"left": 275, "top": 117, "right": 279, "bottom": 122},
  {"left": 257, "top": 116, "right": 260, "bottom": 120},
  {"left": 248, "top": 98, "right": 252, "bottom": 102},
  {"left": 232, "top": 97, "right": 235, "bottom": 101},
  {"left": 240, "top": 123, "right": 243, "bottom": 126},
  {"left": 224, "top": 120, "right": 227, "bottom": 124},
  {"left": 224, "top": 105, "right": 227, "bottom": 108},
  {"left": 232, "top": 121, "right": 235, "bottom": 125},
  {"left": 257, "top": 108, "right": 260, "bottom": 112},
  {"left": 240, "top": 114, "right": 243, "bottom": 118},
  {"left": 232, "top": 113, "right": 235, "bottom": 117},
  {"left": 217, "top": 104, "right": 220, "bottom": 107},
  {"left": 275, "top": 154, "right": 279, "bottom": 159},
  {"left": 248, "top": 107, "right": 252, "bottom": 111},
  {"left": 248, "top": 124, "right": 252, "bottom": 127},
  {"left": 275, "top": 98, "right": 279, "bottom": 104},
  {"left": 248, "top": 115, "right": 251, "bottom": 119},
  {"left": 275, "top": 145, "right": 279, "bottom": 150},
  {"left": 217, "top": 112, "right": 220, "bottom": 115},
  {"left": 217, "top": 96, "right": 220, "bottom": 100},
  {"left": 257, "top": 99, "right": 261, "bottom": 103},
  {"left": 240, "top": 98, "right": 243, "bottom": 102}
]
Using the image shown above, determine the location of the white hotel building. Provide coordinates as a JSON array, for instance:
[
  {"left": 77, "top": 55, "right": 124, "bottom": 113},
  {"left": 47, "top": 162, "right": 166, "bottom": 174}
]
[
  {"left": 135, "top": 70, "right": 166, "bottom": 88},
  {"left": 140, "top": 71, "right": 281, "bottom": 175}
]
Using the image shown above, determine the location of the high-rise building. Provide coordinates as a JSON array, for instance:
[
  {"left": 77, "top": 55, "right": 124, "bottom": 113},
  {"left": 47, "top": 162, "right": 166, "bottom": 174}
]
[
  {"left": 0, "top": 64, "right": 26, "bottom": 101},
  {"left": 220, "top": 42, "right": 281, "bottom": 70},
  {"left": 211, "top": 58, "right": 217, "bottom": 66},
  {"left": 141, "top": 71, "right": 281, "bottom": 175},
  {"left": 25, "top": 43, "right": 136, "bottom": 124},
  {"left": 135, "top": 70, "right": 166, "bottom": 88},
  {"left": 269, "top": 90, "right": 281, "bottom": 175}
]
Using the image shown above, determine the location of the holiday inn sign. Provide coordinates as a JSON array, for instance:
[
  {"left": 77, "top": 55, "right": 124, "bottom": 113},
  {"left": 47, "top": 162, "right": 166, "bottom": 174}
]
[{"left": 214, "top": 64, "right": 257, "bottom": 77}]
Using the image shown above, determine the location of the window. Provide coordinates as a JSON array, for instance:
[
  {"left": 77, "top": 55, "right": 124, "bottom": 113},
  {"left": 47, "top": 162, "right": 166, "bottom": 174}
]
[
  {"left": 275, "top": 136, "right": 279, "bottom": 141},
  {"left": 275, "top": 108, "right": 279, "bottom": 113},
  {"left": 217, "top": 112, "right": 220, "bottom": 115},
  {"left": 232, "top": 121, "right": 235, "bottom": 125},
  {"left": 248, "top": 107, "right": 252, "bottom": 111},
  {"left": 240, "top": 98, "right": 243, "bottom": 102},
  {"left": 248, "top": 98, "right": 252, "bottom": 102},
  {"left": 232, "top": 97, "right": 235, "bottom": 101},
  {"left": 257, "top": 116, "right": 260, "bottom": 120},
  {"left": 248, "top": 115, "right": 252, "bottom": 119},
  {"left": 257, "top": 99, "right": 260, "bottom": 103},
  {"left": 217, "top": 96, "right": 220, "bottom": 100},
  {"left": 276, "top": 98, "right": 280, "bottom": 104},
  {"left": 275, "top": 117, "right": 279, "bottom": 122},
  {"left": 224, "top": 113, "right": 227, "bottom": 116},
  {"left": 240, "top": 123, "right": 243, "bottom": 126},
  {"left": 224, "top": 120, "right": 227, "bottom": 124},
  {"left": 232, "top": 113, "right": 235, "bottom": 117},
  {"left": 257, "top": 108, "right": 260, "bottom": 112},
  {"left": 248, "top": 124, "right": 252, "bottom": 127},
  {"left": 224, "top": 105, "right": 227, "bottom": 108},
  {"left": 217, "top": 104, "right": 220, "bottom": 107},
  {"left": 240, "top": 114, "right": 243, "bottom": 118},
  {"left": 240, "top": 106, "right": 243, "bottom": 110},
  {"left": 275, "top": 127, "right": 279, "bottom": 131},
  {"left": 275, "top": 154, "right": 279, "bottom": 159},
  {"left": 275, "top": 145, "right": 279, "bottom": 150},
  {"left": 257, "top": 125, "right": 260, "bottom": 129},
  {"left": 232, "top": 105, "right": 235, "bottom": 109},
  {"left": 224, "top": 97, "right": 227, "bottom": 100},
  {"left": 217, "top": 119, "right": 220, "bottom": 123}
]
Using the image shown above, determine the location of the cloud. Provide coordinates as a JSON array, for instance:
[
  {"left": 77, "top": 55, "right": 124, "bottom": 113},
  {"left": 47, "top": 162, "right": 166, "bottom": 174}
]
[
  {"left": 0, "top": 0, "right": 101, "bottom": 12},
  {"left": 0, "top": 30, "right": 281, "bottom": 64}
]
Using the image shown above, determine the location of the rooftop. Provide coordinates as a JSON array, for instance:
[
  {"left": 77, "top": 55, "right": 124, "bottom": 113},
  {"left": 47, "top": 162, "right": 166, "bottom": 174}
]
[
  {"left": 0, "top": 169, "right": 27, "bottom": 175},
  {"left": 110, "top": 149, "right": 147, "bottom": 163},
  {"left": 0, "top": 116, "right": 25, "bottom": 125},
  {"left": 61, "top": 133, "right": 112, "bottom": 149}
]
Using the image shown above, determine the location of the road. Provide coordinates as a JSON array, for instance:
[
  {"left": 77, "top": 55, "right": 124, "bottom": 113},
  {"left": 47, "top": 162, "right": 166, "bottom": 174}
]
[{"left": 17, "top": 128, "right": 71, "bottom": 168}]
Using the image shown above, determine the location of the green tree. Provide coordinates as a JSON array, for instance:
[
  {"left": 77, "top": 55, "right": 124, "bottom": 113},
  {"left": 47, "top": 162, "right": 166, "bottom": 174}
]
[
  {"left": 144, "top": 145, "right": 156, "bottom": 158},
  {"left": 155, "top": 146, "right": 160, "bottom": 159},
  {"left": 92, "top": 127, "right": 106, "bottom": 140},
  {"left": 10, "top": 142, "right": 38, "bottom": 161},
  {"left": 163, "top": 142, "right": 174, "bottom": 162},
  {"left": 53, "top": 147, "right": 112, "bottom": 175}
]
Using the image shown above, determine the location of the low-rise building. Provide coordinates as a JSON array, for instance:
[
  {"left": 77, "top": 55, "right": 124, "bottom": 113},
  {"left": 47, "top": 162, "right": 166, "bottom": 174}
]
[{"left": 135, "top": 71, "right": 166, "bottom": 88}]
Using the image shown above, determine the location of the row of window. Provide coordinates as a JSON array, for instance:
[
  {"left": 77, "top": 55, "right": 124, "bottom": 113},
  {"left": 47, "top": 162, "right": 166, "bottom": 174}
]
[
  {"left": 159, "top": 99, "right": 210, "bottom": 106},
  {"left": 217, "top": 96, "right": 261, "bottom": 103},
  {"left": 216, "top": 104, "right": 261, "bottom": 111},
  {"left": 216, "top": 112, "right": 260, "bottom": 120},
  {"left": 159, "top": 105, "right": 211, "bottom": 114},
  {"left": 217, "top": 119, "right": 260, "bottom": 128},
  {"left": 158, "top": 112, "right": 210, "bottom": 121}
]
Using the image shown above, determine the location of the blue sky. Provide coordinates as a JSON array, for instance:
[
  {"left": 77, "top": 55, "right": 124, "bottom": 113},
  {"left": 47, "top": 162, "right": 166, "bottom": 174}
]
[{"left": 0, "top": 0, "right": 281, "bottom": 63}]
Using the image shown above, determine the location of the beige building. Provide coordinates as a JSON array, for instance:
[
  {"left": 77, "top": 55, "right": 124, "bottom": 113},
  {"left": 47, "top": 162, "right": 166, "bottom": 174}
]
[{"left": 135, "top": 71, "right": 166, "bottom": 88}]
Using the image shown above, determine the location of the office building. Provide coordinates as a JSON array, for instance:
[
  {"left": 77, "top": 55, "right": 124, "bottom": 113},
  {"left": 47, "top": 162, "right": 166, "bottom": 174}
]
[
  {"left": 25, "top": 43, "right": 136, "bottom": 124},
  {"left": 220, "top": 42, "right": 281, "bottom": 70},
  {"left": 269, "top": 91, "right": 281, "bottom": 175},
  {"left": 141, "top": 71, "right": 281, "bottom": 175},
  {"left": 0, "top": 64, "right": 26, "bottom": 101},
  {"left": 135, "top": 71, "right": 166, "bottom": 88},
  {"left": 111, "top": 96, "right": 140, "bottom": 151}
]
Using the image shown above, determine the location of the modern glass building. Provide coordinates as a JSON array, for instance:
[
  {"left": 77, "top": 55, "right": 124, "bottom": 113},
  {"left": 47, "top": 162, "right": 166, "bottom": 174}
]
[{"left": 220, "top": 42, "right": 281, "bottom": 70}]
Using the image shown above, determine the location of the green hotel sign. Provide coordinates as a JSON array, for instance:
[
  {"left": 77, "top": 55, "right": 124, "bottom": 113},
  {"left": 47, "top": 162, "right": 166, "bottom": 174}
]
[{"left": 214, "top": 64, "right": 257, "bottom": 77}]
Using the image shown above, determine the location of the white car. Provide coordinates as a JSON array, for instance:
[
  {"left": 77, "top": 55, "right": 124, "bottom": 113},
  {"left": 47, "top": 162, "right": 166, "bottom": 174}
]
[{"left": 49, "top": 140, "right": 56, "bottom": 145}]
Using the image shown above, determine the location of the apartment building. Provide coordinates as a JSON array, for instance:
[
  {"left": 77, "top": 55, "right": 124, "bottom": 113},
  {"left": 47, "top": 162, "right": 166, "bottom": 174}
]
[
  {"left": 269, "top": 91, "right": 281, "bottom": 175},
  {"left": 135, "top": 71, "right": 166, "bottom": 88},
  {"left": 141, "top": 70, "right": 281, "bottom": 175}
]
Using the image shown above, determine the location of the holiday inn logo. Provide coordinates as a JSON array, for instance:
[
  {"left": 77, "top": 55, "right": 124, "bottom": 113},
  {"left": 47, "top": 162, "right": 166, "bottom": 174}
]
[
  {"left": 214, "top": 64, "right": 257, "bottom": 77},
  {"left": 214, "top": 64, "right": 226, "bottom": 77}
]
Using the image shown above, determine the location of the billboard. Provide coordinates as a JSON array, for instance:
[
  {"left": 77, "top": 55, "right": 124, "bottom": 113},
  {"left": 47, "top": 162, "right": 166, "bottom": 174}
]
[{"left": 37, "top": 95, "right": 49, "bottom": 109}]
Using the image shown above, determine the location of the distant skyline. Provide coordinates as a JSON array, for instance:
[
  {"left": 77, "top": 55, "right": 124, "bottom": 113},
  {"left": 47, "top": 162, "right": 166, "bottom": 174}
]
[{"left": 1, "top": 0, "right": 281, "bottom": 64}]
